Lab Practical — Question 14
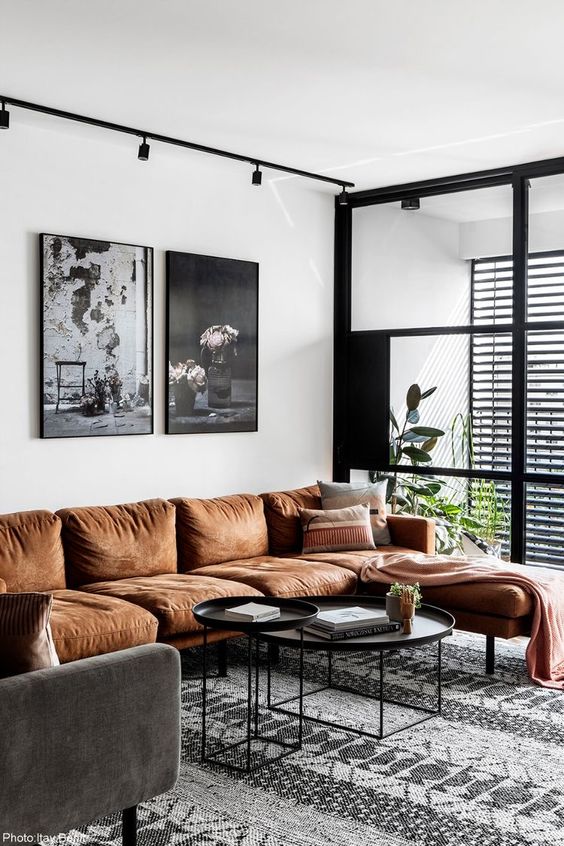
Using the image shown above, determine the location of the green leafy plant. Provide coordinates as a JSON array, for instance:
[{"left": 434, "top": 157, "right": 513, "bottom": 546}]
[
  {"left": 468, "top": 478, "right": 509, "bottom": 547},
  {"left": 388, "top": 582, "right": 422, "bottom": 608},
  {"left": 389, "top": 383, "right": 445, "bottom": 466}
]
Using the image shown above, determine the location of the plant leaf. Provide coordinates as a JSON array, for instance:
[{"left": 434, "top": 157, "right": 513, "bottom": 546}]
[
  {"left": 421, "top": 436, "right": 438, "bottom": 452},
  {"left": 389, "top": 409, "right": 399, "bottom": 432},
  {"left": 407, "top": 409, "right": 420, "bottom": 424},
  {"left": 401, "top": 445, "right": 432, "bottom": 463},
  {"left": 408, "top": 426, "right": 445, "bottom": 438},
  {"left": 406, "top": 384, "right": 421, "bottom": 411},
  {"left": 420, "top": 386, "right": 438, "bottom": 399},
  {"left": 401, "top": 431, "right": 427, "bottom": 443}
]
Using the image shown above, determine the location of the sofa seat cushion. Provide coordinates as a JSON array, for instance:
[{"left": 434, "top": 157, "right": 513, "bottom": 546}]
[
  {"left": 364, "top": 580, "right": 533, "bottom": 619},
  {"left": 191, "top": 556, "right": 357, "bottom": 598},
  {"left": 57, "top": 499, "right": 177, "bottom": 586},
  {"left": 285, "top": 546, "right": 419, "bottom": 576},
  {"left": 0, "top": 510, "right": 66, "bottom": 592},
  {"left": 81, "top": 574, "right": 263, "bottom": 638},
  {"left": 50, "top": 590, "right": 158, "bottom": 663},
  {"left": 171, "top": 494, "right": 269, "bottom": 571}
]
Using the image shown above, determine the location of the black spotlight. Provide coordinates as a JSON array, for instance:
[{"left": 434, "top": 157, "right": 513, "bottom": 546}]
[
  {"left": 138, "top": 136, "right": 150, "bottom": 161},
  {"left": 401, "top": 197, "right": 420, "bottom": 210},
  {"left": 252, "top": 163, "right": 262, "bottom": 185},
  {"left": 0, "top": 101, "right": 10, "bottom": 130},
  {"left": 338, "top": 187, "right": 349, "bottom": 206}
]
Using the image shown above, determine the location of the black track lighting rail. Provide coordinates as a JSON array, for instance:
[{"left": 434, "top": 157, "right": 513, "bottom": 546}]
[{"left": 0, "top": 94, "right": 355, "bottom": 191}]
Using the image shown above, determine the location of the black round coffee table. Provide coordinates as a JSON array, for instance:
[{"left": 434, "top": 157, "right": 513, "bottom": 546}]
[
  {"left": 193, "top": 596, "right": 319, "bottom": 773},
  {"left": 259, "top": 595, "right": 454, "bottom": 740}
]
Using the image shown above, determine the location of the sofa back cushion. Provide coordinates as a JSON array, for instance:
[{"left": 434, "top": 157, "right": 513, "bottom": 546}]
[
  {"left": 0, "top": 510, "right": 66, "bottom": 593},
  {"left": 57, "top": 499, "right": 177, "bottom": 587},
  {"left": 172, "top": 494, "right": 269, "bottom": 571},
  {"left": 259, "top": 485, "right": 321, "bottom": 555}
]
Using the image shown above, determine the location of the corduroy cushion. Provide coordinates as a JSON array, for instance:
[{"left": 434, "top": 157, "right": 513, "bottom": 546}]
[
  {"left": 318, "top": 480, "right": 392, "bottom": 545},
  {"left": 57, "top": 499, "right": 177, "bottom": 587},
  {"left": 300, "top": 504, "right": 376, "bottom": 554},
  {"left": 172, "top": 494, "right": 269, "bottom": 571},
  {"left": 0, "top": 510, "right": 66, "bottom": 593},
  {"left": 0, "top": 592, "right": 59, "bottom": 677},
  {"left": 259, "top": 485, "right": 322, "bottom": 555}
]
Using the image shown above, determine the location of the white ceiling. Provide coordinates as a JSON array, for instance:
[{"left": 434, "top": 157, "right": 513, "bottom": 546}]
[{"left": 2, "top": 0, "right": 564, "bottom": 197}]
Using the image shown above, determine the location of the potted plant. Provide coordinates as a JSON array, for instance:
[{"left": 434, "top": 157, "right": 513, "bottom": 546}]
[
  {"left": 200, "top": 324, "right": 239, "bottom": 408},
  {"left": 386, "top": 582, "right": 422, "bottom": 622},
  {"left": 169, "top": 360, "right": 207, "bottom": 416}
]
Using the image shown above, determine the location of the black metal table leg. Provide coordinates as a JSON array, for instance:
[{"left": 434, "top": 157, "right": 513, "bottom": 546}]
[
  {"left": 438, "top": 639, "right": 442, "bottom": 713},
  {"left": 201, "top": 624, "right": 208, "bottom": 762},
  {"left": 379, "top": 650, "right": 384, "bottom": 739},
  {"left": 246, "top": 634, "right": 252, "bottom": 773},
  {"left": 254, "top": 634, "right": 260, "bottom": 738},
  {"left": 298, "top": 629, "right": 304, "bottom": 748}
]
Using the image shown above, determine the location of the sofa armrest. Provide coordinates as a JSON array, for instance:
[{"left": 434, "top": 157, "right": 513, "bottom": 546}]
[
  {"left": 0, "top": 643, "right": 181, "bottom": 837},
  {"left": 0, "top": 577, "right": 6, "bottom": 593},
  {"left": 387, "top": 514, "right": 435, "bottom": 554}
]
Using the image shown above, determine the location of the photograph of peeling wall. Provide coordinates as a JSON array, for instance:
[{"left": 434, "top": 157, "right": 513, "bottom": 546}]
[{"left": 40, "top": 234, "right": 153, "bottom": 438}]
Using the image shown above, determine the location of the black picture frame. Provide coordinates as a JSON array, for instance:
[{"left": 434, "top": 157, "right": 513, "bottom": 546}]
[
  {"left": 166, "top": 251, "right": 259, "bottom": 434},
  {"left": 40, "top": 233, "right": 154, "bottom": 439}
]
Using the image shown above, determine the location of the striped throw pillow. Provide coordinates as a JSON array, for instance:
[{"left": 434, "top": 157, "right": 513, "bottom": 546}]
[
  {"left": 300, "top": 504, "right": 376, "bottom": 554},
  {"left": 0, "top": 592, "right": 60, "bottom": 678},
  {"left": 318, "top": 480, "right": 392, "bottom": 545}
]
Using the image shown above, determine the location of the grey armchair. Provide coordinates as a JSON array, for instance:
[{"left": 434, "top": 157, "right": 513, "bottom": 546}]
[{"left": 0, "top": 643, "right": 181, "bottom": 844}]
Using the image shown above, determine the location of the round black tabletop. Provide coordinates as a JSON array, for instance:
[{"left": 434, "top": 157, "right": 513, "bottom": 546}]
[
  {"left": 193, "top": 595, "right": 320, "bottom": 633},
  {"left": 258, "top": 595, "right": 454, "bottom": 651}
]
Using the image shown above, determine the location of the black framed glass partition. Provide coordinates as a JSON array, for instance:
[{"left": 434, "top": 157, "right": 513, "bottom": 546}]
[{"left": 334, "top": 159, "right": 564, "bottom": 567}]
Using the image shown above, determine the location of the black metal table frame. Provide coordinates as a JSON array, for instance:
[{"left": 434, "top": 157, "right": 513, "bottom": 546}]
[
  {"left": 201, "top": 624, "right": 306, "bottom": 774},
  {"left": 265, "top": 638, "right": 443, "bottom": 741}
]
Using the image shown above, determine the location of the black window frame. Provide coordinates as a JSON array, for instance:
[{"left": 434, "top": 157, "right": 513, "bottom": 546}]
[{"left": 333, "top": 156, "right": 564, "bottom": 566}]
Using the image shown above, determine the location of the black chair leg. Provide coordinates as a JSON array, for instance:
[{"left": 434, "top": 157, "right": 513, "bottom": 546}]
[
  {"left": 486, "top": 635, "right": 495, "bottom": 675},
  {"left": 123, "top": 805, "right": 137, "bottom": 846},
  {"left": 218, "top": 639, "right": 228, "bottom": 676}
]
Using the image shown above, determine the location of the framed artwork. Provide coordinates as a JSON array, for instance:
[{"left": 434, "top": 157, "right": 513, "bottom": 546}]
[
  {"left": 40, "top": 234, "right": 153, "bottom": 438},
  {"left": 166, "top": 251, "right": 258, "bottom": 434}
]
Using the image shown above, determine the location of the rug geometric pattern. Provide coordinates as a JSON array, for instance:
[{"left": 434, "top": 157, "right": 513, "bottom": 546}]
[{"left": 65, "top": 632, "right": 564, "bottom": 846}]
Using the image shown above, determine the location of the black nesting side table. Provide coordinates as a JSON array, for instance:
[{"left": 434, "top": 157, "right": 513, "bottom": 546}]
[{"left": 192, "top": 596, "right": 318, "bottom": 773}]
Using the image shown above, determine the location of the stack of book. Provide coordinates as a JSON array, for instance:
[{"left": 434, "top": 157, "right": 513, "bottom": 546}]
[
  {"left": 224, "top": 601, "right": 281, "bottom": 623},
  {"left": 304, "top": 606, "right": 400, "bottom": 640}
]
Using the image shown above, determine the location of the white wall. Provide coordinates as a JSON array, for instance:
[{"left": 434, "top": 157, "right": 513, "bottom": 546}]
[
  {"left": 0, "top": 122, "right": 335, "bottom": 512},
  {"left": 460, "top": 209, "right": 564, "bottom": 259},
  {"left": 351, "top": 204, "right": 470, "bottom": 468}
]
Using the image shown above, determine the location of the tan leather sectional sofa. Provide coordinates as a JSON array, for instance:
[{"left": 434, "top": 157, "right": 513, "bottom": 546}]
[{"left": 0, "top": 484, "right": 532, "bottom": 666}]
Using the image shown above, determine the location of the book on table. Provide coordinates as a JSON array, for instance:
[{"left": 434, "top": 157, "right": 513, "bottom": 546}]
[
  {"left": 303, "top": 621, "right": 401, "bottom": 640},
  {"left": 313, "top": 606, "right": 390, "bottom": 631},
  {"left": 224, "top": 601, "right": 281, "bottom": 622}
]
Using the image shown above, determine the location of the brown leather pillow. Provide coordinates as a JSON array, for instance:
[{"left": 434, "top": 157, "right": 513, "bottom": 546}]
[
  {"left": 260, "top": 485, "right": 322, "bottom": 555},
  {"left": 57, "top": 499, "right": 177, "bottom": 587},
  {"left": 172, "top": 494, "right": 269, "bottom": 571},
  {"left": 0, "top": 510, "right": 66, "bottom": 593},
  {"left": 0, "top": 592, "right": 60, "bottom": 678}
]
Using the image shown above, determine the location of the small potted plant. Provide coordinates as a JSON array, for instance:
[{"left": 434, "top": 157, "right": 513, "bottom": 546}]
[
  {"left": 169, "top": 359, "right": 207, "bottom": 416},
  {"left": 386, "top": 582, "right": 422, "bottom": 622}
]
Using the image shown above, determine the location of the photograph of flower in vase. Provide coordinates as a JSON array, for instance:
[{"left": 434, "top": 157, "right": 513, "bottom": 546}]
[{"left": 166, "top": 251, "right": 258, "bottom": 434}]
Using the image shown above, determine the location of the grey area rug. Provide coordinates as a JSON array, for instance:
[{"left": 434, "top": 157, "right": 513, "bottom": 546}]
[{"left": 66, "top": 632, "right": 564, "bottom": 846}]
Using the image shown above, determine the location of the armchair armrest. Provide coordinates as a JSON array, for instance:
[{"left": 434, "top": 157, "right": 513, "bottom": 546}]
[
  {"left": 0, "top": 643, "right": 181, "bottom": 837},
  {"left": 387, "top": 513, "right": 435, "bottom": 554}
]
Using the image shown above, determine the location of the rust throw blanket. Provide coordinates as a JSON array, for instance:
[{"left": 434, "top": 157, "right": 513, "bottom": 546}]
[{"left": 361, "top": 552, "right": 564, "bottom": 690}]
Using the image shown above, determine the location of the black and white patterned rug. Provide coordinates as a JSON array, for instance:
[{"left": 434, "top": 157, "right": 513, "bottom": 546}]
[{"left": 67, "top": 633, "right": 564, "bottom": 846}]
